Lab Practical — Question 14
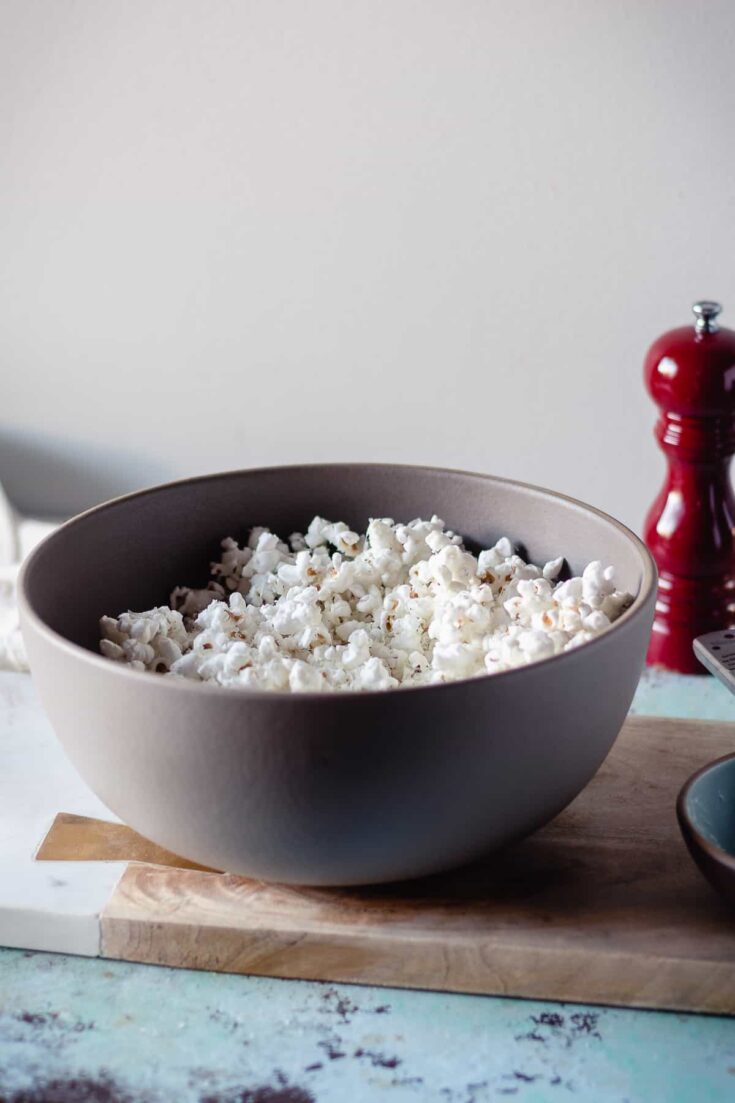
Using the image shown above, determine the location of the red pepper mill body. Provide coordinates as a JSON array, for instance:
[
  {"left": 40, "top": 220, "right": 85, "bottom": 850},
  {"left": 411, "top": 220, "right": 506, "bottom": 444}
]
[{"left": 644, "top": 301, "right": 735, "bottom": 673}]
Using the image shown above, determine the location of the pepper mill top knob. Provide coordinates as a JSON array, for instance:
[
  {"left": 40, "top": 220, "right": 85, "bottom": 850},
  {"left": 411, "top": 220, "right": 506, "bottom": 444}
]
[
  {"left": 645, "top": 300, "right": 735, "bottom": 418},
  {"left": 692, "top": 300, "right": 722, "bottom": 334}
]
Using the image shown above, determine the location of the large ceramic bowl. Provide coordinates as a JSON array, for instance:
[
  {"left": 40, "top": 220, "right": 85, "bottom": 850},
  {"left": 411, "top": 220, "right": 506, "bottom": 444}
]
[{"left": 18, "top": 464, "right": 656, "bottom": 885}]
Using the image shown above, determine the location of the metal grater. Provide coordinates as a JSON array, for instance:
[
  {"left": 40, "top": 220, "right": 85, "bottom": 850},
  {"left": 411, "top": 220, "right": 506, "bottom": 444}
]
[{"left": 693, "top": 630, "right": 735, "bottom": 692}]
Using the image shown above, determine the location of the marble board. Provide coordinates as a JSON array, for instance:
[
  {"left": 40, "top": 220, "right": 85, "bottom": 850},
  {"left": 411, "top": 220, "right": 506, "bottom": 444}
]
[{"left": 2, "top": 671, "right": 735, "bottom": 1014}]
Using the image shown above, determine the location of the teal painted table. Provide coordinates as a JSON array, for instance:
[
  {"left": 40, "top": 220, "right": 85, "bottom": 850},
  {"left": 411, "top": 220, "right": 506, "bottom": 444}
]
[{"left": 2, "top": 670, "right": 735, "bottom": 1103}]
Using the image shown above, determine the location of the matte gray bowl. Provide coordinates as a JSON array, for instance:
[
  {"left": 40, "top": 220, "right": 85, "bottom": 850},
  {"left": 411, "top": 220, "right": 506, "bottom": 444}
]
[{"left": 18, "top": 464, "right": 656, "bottom": 885}]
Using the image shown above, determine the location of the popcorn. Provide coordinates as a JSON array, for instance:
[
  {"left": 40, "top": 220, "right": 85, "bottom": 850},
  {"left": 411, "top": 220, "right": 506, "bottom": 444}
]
[
  {"left": 100, "top": 516, "right": 633, "bottom": 693},
  {"left": 100, "top": 607, "right": 188, "bottom": 673}
]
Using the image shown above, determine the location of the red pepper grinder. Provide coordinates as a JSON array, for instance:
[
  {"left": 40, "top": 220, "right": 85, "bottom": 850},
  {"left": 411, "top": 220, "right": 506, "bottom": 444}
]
[{"left": 645, "top": 301, "right": 735, "bottom": 673}]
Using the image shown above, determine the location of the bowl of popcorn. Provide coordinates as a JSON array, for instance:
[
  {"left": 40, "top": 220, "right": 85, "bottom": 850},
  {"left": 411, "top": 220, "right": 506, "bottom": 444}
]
[{"left": 18, "top": 464, "right": 656, "bottom": 885}]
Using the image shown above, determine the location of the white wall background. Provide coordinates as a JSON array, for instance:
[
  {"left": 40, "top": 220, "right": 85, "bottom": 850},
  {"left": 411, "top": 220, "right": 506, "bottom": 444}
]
[{"left": 2, "top": 0, "right": 734, "bottom": 530}]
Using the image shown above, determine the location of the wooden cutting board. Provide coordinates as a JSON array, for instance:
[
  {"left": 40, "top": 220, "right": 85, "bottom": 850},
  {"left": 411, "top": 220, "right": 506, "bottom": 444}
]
[{"left": 35, "top": 715, "right": 735, "bottom": 1014}]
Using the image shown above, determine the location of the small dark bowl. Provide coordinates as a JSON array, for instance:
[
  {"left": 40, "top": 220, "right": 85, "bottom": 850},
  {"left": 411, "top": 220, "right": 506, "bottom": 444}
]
[{"left": 677, "top": 753, "right": 735, "bottom": 907}]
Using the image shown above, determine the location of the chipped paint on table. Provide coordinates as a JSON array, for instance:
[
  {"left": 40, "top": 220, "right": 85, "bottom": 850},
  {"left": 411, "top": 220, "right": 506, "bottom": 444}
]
[
  {"left": 1, "top": 666, "right": 735, "bottom": 1102},
  {"left": 2, "top": 950, "right": 735, "bottom": 1103},
  {"left": 630, "top": 664, "right": 735, "bottom": 721}
]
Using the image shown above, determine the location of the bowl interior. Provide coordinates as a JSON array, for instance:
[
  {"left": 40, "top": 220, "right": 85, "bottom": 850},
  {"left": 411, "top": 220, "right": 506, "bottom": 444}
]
[
  {"left": 684, "top": 757, "right": 735, "bottom": 858},
  {"left": 22, "top": 464, "right": 651, "bottom": 655}
]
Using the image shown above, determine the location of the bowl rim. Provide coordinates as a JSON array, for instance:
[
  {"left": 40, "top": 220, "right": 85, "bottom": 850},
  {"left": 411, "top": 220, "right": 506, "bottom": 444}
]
[
  {"left": 677, "top": 752, "right": 735, "bottom": 874},
  {"left": 17, "top": 461, "right": 658, "bottom": 702}
]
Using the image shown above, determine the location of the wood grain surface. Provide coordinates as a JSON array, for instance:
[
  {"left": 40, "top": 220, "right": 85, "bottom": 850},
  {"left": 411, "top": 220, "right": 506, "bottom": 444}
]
[
  {"left": 36, "top": 813, "right": 215, "bottom": 871},
  {"left": 67, "top": 716, "right": 735, "bottom": 1012}
]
